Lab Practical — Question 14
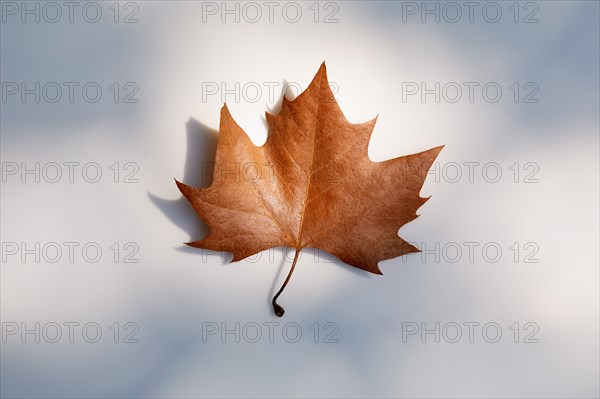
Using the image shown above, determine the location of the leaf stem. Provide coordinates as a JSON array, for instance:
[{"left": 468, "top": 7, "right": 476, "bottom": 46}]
[{"left": 272, "top": 248, "right": 301, "bottom": 317}]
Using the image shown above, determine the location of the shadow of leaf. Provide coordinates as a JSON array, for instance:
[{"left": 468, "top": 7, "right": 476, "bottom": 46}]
[{"left": 148, "top": 118, "right": 217, "bottom": 245}]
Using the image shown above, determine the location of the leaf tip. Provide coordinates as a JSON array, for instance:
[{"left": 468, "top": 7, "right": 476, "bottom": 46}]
[
  {"left": 431, "top": 144, "right": 445, "bottom": 156},
  {"left": 408, "top": 244, "right": 421, "bottom": 254},
  {"left": 175, "top": 179, "right": 193, "bottom": 197},
  {"left": 364, "top": 261, "right": 383, "bottom": 275},
  {"left": 314, "top": 61, "right": 329, "bottom": 83}
]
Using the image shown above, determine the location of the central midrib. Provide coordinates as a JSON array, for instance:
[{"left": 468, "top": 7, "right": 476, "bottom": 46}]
[{"left": 294, "top": 75, "right": 323, "bottom": 249}]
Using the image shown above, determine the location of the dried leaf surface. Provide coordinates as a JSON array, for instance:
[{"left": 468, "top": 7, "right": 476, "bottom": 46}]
[{"left": 177, "top": 63, "right": 443, "bottom": 274}]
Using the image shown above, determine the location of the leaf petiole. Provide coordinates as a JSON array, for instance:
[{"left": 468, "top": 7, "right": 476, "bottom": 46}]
[{"left": 272, "top": 248, "right": 301, "bottom": 317}]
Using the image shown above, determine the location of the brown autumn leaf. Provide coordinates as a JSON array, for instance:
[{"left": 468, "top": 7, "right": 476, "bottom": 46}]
[{"left": 176, "top": 63, "right": 443, "bottom": 316}]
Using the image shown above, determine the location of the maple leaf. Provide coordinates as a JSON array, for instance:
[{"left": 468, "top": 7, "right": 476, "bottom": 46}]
[{"left": 176, "top": 63, "right": 443, "bottom": 316}]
